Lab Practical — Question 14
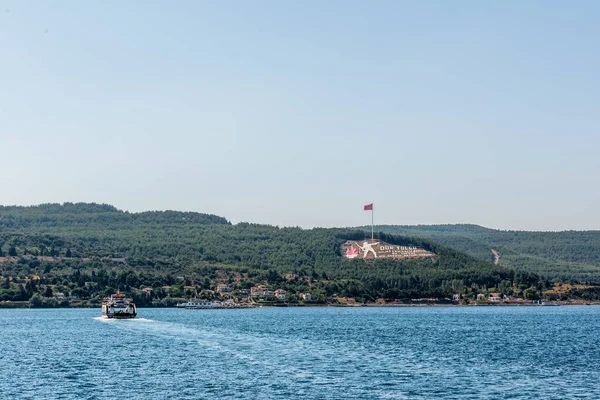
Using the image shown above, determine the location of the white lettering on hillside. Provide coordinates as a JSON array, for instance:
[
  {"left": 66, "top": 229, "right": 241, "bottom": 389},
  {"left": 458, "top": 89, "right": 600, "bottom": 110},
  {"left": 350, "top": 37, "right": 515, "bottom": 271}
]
[{"left": 343, "top": 240, "right": 436, "bottom": 260}]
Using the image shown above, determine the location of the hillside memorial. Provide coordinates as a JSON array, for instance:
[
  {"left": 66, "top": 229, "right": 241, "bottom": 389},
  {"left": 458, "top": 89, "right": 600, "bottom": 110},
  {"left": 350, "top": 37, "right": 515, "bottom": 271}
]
[{"left": 342, "top": 239, "right": 436, "bottom": 260}]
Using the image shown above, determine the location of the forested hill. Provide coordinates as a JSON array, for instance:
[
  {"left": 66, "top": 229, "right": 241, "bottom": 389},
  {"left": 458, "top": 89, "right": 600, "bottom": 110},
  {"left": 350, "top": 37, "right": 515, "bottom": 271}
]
[
  {"left": 0, "top": 203, "right": 230, "bottom": 228},
  {"left": 361, "top": 224, "right": 600, "bottom": 284},
  {"left": 0, "top": 203, "right": 544, "bottom": 304}
]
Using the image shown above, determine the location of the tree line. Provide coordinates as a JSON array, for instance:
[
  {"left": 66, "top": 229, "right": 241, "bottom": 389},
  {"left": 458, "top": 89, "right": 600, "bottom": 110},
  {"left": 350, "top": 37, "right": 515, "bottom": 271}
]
[{"left": 0, "top": 203, "right": 569, "bottom": 305}]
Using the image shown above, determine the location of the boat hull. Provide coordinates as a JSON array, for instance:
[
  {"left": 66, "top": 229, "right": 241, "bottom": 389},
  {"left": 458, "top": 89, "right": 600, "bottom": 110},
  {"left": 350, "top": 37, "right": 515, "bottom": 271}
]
[
  {"left": 112, "top": 313, "right": 136, "bottom": 319},
  {"left": 102, "top": 313, "right": 137, "bottom": 319}
]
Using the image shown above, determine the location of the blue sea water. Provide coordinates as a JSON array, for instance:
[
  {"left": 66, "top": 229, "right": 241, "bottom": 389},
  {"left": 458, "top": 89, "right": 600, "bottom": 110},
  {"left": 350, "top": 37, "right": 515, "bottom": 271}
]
[{"left": 1, "top": 306, "right": 599, "bottom": 399}]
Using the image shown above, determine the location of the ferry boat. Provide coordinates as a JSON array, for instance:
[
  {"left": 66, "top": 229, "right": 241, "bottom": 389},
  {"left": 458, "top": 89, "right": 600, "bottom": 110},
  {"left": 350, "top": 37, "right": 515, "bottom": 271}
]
[
  {"left": 101, "top": 293, "right": 137, "bottom": 319},
  {"left": 176, "top": 299, "right": 221, "bottom": 309},
  {"left": 176, "top": 299, "right": 256, "bottom": 309}
]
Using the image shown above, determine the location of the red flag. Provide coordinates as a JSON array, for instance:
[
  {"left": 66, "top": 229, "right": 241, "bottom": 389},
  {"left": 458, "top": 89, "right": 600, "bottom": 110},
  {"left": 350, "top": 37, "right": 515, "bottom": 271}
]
[{"left": 364, "top": 203, "right": 373, "bottom": 211}]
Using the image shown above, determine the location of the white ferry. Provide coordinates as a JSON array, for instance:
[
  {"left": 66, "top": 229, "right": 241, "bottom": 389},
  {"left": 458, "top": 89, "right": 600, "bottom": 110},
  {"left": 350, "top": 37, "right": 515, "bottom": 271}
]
[
  {"left": 176, "top": 299, "right": 255, "bottom": 309},
  {"left": 176, "top": 300, "right": 221, "bottom": 309},
  {"left": 101, "top": 293, "right": 137, "bottom": 319}
]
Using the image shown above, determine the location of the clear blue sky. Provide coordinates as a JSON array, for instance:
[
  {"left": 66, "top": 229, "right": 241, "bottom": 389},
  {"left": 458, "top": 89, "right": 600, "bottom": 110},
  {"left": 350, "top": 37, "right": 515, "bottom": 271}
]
[{"left": 1, "top": 1, "right": 599, "bottom": 230}]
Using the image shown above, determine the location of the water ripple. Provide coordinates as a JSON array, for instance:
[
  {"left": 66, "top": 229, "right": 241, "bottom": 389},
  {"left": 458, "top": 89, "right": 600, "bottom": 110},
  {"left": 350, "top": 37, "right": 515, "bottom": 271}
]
[{"left": 1, "top": 307, "right": 599, "bottom": 399}]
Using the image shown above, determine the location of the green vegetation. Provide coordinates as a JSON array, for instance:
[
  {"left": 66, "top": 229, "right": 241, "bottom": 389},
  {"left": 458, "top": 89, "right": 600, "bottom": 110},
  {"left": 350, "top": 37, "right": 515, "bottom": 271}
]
[
  {"left": 362, "top": 224, "right": 600, "bottom": 284},
  {"left": 0, "top": 203, "right": 585, "bottom": 307}
]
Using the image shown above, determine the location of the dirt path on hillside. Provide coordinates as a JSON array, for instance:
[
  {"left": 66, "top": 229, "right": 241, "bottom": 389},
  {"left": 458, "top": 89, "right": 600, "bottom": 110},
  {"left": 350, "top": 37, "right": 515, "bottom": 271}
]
[{"left": 491, "top": 249, "right": 500, "bottom": 265}]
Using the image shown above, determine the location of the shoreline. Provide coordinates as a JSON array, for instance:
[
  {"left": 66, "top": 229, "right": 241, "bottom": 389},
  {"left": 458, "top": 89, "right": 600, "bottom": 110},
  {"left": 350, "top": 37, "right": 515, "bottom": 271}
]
[{"left": 2, "top": 301, "right": 600, "bottom": 309}]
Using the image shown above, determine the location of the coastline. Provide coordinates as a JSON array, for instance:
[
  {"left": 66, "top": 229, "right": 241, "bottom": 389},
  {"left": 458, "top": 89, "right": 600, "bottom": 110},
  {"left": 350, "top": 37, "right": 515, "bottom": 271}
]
[{"left": 2, "top": 300, "right": 600, "bottom": 309}]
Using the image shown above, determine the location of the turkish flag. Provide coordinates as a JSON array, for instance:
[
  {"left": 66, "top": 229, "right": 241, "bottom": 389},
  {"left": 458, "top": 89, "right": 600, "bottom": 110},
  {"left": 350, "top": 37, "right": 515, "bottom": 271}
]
[{"left": 364, "top": 203, "right": 373, "bottom": 211}]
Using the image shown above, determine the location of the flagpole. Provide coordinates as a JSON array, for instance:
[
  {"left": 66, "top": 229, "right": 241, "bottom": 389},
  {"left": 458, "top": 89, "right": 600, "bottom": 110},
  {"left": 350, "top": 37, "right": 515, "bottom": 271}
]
[{"left": 371, "top": 204, "right": 374, "bottom": 240}]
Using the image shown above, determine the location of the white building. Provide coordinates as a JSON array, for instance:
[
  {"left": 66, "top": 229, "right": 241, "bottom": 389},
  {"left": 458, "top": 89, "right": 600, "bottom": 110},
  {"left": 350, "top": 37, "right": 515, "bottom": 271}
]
[
  {"left": 275, "top": 289, "right": 286, "bottom": 300},
  {"left": 251, "top": 285, "right": 272, "bottom": 297},
  {"left": 251, "top": 286, "right": 264, "bottom": 297},
  {"left": 489, "top": 293, "right": 502, "bottom": 302},
  {"left": 216, "top": 284, "right": 231, "bottom": 293}
]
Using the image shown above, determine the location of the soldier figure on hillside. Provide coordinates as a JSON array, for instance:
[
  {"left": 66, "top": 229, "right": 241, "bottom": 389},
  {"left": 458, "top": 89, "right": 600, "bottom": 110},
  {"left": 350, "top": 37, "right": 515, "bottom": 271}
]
[{"left": 358, "top": 241, "right": 379, "bottom": 258}]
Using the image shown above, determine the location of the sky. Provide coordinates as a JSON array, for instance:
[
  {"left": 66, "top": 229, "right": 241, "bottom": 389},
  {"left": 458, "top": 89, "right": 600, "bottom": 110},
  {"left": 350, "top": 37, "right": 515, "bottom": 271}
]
[{"left": 1, "top": 1, "right": 599, "bottom": 231}]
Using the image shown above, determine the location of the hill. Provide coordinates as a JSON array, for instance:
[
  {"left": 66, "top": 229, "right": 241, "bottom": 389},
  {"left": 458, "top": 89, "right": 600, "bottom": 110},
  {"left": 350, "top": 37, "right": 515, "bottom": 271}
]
[
  {"left": 361, "top": 224, "right": 600, "bottom": 284},
  {"left": 0, "top": 203, "right": 556, "bottom": 306}
]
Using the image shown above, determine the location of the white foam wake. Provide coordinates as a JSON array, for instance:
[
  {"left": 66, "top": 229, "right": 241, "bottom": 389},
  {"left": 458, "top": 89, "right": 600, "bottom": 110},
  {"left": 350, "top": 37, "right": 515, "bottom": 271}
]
[
  {"left": 93, "top": 316, "right": 155, "bottom": 323},
  {"left": 132, "top": 318, "right": 155, "bottom": 323},
  {"left": 92, "top": 315, "right": 324, "bottom": 383},
  {"left": 93, "top": 316, "right": 113, "bottom": 323}
]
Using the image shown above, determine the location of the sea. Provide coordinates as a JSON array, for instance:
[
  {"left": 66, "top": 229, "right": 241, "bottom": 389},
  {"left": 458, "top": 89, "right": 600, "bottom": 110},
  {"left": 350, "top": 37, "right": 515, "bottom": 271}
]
[{"left": 1, "top": 306, "right": 599, "bottom": 399}]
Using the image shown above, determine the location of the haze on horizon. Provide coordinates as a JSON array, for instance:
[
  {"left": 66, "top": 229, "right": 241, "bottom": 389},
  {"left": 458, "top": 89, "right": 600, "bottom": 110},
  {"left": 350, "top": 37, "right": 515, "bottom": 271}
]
[{"left": 1, "top": 1, "right": 599, "bottom": 231}]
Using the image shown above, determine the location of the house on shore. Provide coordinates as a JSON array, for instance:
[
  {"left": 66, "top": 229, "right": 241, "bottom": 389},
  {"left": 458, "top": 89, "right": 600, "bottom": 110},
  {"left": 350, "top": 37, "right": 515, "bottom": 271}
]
[
  {"left": 216, "top": 284, "right": 231, "bottom": 293},
  {"left": 250, "top": 285, "right": 278, "bottom": 298},
  {"left": 250, "top": 286, "right": 263, "bottom": 297},
  {"left": 489, "top": 293, "right": 502, "bottom": 302}
]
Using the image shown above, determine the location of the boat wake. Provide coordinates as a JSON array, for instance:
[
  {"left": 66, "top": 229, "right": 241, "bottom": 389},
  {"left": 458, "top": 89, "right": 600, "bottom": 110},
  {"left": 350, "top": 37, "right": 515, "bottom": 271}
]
[
  {"left": 132, "top": 318, "right": 155, "bottom": 323},
  {"left": 93, "top": 316, "right": 155, "bottom": 323},
  {"left": 92, "top": 315, "right": 334, "bottom": 386}
]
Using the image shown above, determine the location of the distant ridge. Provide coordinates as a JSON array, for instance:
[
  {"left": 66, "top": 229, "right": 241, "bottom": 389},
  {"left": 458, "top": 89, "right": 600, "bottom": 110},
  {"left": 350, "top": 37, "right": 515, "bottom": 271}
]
[
  {"left": 0, "top": 202, "right": 120, "bottom": 214},
  {"left": 0, "top": 202, "right": 543, "bottom": 303},
  {"left": 358, "top": 224, "right": 600, "bottom": 283},
  {"left": 0, "top": 202, "right": 231, "bottom": 228}
]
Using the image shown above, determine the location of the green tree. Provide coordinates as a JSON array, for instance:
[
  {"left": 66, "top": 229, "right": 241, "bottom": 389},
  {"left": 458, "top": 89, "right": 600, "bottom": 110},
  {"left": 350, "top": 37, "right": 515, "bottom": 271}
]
[
  {"left": 523, "top": 287, "right": 540, "bottom": 300},
  {"left": 17, "top": 284, "right": 27, "bottom": 301},
  {"left": 8, "top": 246, "right": 17, "bottom": 257},
  {"left": 29, "top": 294, "right": 43, "bottom": 307},
  {"left": 44, "top": 286, "right": 53, "bottom": 298},
  {"left": 25, "top": 280, "right": 34, "bottom": 297}
]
